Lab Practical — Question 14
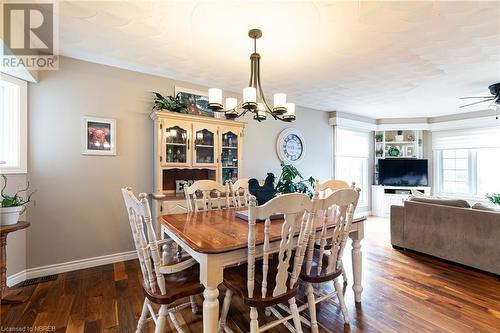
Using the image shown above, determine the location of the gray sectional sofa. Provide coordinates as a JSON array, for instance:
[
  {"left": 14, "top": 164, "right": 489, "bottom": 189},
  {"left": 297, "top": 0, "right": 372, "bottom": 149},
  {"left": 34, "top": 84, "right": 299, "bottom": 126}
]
[{"left": 390, "top": 197, "right": 500, "bottom": 275}]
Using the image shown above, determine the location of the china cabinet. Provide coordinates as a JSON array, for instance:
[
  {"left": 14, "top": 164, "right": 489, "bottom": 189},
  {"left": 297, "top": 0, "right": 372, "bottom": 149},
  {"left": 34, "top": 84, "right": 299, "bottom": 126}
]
[{"left": 151, "top": 111, "right": 245, "bottom": 217}]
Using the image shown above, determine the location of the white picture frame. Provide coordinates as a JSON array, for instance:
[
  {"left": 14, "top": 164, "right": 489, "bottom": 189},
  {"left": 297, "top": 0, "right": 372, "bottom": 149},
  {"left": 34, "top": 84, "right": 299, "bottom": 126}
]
[{"left": 81, "top": 116, "right": 116, "bottom": 156}]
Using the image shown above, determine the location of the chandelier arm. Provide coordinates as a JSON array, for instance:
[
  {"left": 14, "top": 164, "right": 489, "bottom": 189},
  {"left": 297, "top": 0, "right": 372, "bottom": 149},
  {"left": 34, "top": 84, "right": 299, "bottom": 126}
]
[
  {"left": 208, "top": 99, "right": 246, "bottom": 113},
  {"left": 252, "top": 56, "right": 259, "bottom": 88},
  {"left": 255, "top": 58, "right": 274, "bottom": 114},
  {"left": 248, "top": 55, "right": 254, "bottom": 87}
]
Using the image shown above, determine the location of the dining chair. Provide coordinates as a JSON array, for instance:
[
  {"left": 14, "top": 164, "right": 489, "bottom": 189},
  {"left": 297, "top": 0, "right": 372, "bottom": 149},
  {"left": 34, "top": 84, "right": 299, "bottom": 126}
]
[
  {"left": 316, "top": 179, "right": 353, "bottom": 198},
  {"left": 300, "top": 187, "right": 360, "bottom": 332},
  {"left": 314, "top": 179, "right": 355, "bottom": 283},
  {"left": 218, "top": 193, "right": 318, "bottom": 333},
  {"left": 229, "top": 178, "right": 250, "bottom": 207},
  {"left": 184, "top": 179, "right": 230, "bottom": 212},
  {"left": 121, "top": 187, "right": 203, "bottom": 333}
]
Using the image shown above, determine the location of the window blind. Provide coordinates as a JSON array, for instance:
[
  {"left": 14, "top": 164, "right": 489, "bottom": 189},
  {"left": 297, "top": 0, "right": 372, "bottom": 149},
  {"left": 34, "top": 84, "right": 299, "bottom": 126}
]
[
  {"left": 432, "top": 126, "right": 500, "bottom": 150},
  {"left": 335, "top": 127, "right": 369, "bottom": 158}
]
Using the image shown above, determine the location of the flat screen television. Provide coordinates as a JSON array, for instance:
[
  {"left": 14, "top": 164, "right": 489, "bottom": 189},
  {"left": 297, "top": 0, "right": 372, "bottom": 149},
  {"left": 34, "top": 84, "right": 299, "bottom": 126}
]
[{"left": 378, "top": 159, "right": 428, "bottom": 186}]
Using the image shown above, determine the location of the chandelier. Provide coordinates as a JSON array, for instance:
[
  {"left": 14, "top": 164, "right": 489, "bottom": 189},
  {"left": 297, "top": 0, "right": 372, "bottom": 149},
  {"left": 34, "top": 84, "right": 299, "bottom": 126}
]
[{"left": 207, "top": 29, "right": 296, "bottom": 122}]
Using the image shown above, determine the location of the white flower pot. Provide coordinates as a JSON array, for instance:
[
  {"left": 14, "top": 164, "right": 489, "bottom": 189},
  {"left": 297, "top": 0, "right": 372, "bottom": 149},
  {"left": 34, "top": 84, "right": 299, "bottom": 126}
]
[{"left": 0, "top": 206, "right": 23, "bottom": 226}]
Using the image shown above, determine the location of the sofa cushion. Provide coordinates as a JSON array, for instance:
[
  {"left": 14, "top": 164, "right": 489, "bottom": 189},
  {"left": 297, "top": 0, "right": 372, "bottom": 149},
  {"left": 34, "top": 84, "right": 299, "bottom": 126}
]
[
  {"left": 408, "top": 196, "right": 470, "bottom": 208},
  {"left": 472, "top": 202, "right": 500, "bottom": 212}
]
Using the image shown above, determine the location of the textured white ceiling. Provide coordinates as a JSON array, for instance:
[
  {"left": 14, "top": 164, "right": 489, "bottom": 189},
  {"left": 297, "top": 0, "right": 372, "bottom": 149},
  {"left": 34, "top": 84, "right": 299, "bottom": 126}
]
[{"left": 59, "top": 1, "right": 500, "bottom": 118}]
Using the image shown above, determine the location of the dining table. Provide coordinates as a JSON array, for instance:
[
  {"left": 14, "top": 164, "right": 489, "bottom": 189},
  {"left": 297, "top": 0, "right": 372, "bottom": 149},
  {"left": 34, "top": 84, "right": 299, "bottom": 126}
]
[{"left": 160, "top": 208, "right": 366, "bottom": 333}]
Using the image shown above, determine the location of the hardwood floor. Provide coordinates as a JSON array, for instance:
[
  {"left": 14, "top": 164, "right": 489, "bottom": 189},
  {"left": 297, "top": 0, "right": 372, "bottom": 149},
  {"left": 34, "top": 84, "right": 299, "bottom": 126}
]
[{"left": 1, "top": 217, "right": 499, "bottom": 332}]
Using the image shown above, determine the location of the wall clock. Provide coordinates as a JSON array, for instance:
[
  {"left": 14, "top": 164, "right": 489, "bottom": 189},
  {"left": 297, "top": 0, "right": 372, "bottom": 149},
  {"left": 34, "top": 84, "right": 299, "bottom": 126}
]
[{"left": 277, "top": 128, "right": 305, "bottom": 164}]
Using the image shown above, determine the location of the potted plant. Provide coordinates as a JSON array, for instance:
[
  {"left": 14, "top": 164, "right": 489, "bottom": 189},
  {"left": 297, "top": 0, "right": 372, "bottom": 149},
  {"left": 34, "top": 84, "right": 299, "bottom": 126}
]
[
  {"left": 275, "top": 163, "right": 316, "bottom": 197},
  {"left": 486, "top": 193, "right": 500, "bottom": 206},
  {"left": 1, "top": 175, "right": 35, "bottom": 226},
  {"left": 152, "top": 92, "right": 187, "bottom": 113}
]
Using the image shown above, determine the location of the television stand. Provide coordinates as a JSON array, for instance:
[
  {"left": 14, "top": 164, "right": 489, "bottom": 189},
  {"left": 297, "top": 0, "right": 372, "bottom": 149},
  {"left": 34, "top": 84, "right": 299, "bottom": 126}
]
[{"left": 371, "top": 185, "right": 431, "bottom": 217}]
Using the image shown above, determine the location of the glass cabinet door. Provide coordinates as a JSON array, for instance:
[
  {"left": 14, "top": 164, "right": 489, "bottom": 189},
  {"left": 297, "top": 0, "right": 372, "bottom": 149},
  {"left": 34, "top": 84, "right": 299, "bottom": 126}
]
[
  {"left": 163, "top": 123, "right": 190, "bottom": 166},
  {"left": 193, "top": 125, "right": 217, "bottom": 166},
  {"left": 220, "top": 130, "right": 239, "bottom": 183}
]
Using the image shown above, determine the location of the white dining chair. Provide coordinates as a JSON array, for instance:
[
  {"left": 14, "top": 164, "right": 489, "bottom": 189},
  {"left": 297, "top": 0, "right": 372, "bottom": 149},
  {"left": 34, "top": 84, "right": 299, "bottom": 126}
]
[
  {"left": 184, "top": 179, "right": 230, "bottom": 212},
  {"left": 218, "top": 193, "right": 318, "bottom": 333},
  {"left": 314, "top": 179, "right": 356, "bottom": 283},
  {"left": 299, "top": 187, "right": 360, "bottom": 332},
  {"left": 121, "top": 187, "right": 202, "bottom": 333},
  {"left": 228, "top": 178, "right": 250, "bottom": 207},
  {"left": 316, "top": 179, "right": 352, "bottom": 198}
]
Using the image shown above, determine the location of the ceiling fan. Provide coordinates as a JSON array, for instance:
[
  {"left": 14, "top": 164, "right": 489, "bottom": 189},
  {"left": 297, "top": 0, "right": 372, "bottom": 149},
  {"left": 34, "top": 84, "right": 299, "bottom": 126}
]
[{"left": 459, "top": 83, "right": 500, "bottom": 108}]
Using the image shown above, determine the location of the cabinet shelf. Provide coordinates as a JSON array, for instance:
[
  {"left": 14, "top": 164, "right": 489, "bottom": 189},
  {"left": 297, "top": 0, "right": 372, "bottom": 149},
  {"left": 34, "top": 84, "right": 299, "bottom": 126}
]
[
  {"left": 222, "top": 146, "right": 238, "bottom": 149},
  {"left": 385, "top": 141, "right": 416, "bottom": 145},
  {"left": 166, "top": 142, "right": 186, "bottom": 146},
  {"left": 195, "top": 144, "right": 214, "bottom": 148}
]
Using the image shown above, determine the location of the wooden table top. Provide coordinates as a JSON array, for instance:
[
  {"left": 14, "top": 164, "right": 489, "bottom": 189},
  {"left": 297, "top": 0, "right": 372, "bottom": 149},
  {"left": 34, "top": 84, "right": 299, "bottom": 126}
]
[
  {"left": 0, "top": 221, "right": 30, "bottom": 235},
  {"left": 161, "top": 209, "right": 366, "bottom": 254}
]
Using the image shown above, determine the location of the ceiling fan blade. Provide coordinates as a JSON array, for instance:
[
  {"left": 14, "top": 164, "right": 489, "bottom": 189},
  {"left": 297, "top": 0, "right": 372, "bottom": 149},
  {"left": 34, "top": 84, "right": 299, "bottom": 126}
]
[
  {"left": 459, "top": 96, "right": 493, "bottom": 99},
  {"left": 459, "top": 98, "right": 494, "bottom": 108}
]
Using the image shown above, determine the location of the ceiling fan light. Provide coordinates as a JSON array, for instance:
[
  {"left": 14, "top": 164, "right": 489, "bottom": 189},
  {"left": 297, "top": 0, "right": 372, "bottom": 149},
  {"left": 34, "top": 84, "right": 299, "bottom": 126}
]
[
  {"left": 208, "top": 88, "right": 223, "bottom": 110},
  {"left": 273, "top": 93, "right": 287, "bottom": 115}
]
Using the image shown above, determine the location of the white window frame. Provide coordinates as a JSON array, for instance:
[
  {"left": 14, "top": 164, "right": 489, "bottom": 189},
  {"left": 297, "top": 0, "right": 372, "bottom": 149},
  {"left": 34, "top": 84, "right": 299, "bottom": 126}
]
[
  {"left": 334, "top": 127, "right": 370, "bottom": 209},
  {"left": 0, "top": 73, "right": 27, "bottom": 174},
  {"left": 435, "top": 149, "right": 492, "bottom": 200}
]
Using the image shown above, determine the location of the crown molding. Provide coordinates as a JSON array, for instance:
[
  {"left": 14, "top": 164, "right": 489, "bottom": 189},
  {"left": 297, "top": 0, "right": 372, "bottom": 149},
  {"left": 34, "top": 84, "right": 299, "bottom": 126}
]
[{"left": 330, "top": 112, "right": 499, "bottom": 131}]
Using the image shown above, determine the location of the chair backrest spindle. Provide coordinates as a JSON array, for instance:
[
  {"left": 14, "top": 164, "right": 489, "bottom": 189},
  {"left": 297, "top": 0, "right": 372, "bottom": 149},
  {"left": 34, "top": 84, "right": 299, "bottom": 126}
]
[{"left": 229, "top": 178, "right": 250, "bottom": 207}]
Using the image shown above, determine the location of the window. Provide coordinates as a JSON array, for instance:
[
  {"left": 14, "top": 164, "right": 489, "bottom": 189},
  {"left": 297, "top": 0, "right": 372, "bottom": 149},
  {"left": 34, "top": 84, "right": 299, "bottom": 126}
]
[
  {"left": 433, "top": 127, "right": 500, "bottom": 198},
  {"left": 334, "top": 127, "right": 369, "bottom": 208},
  {"left": 0, "top": 74, "right": 27, "bottom": 173}
]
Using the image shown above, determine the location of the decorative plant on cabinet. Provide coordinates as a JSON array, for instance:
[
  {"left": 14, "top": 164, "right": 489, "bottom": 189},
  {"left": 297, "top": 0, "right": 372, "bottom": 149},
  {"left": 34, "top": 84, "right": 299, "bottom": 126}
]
[
  {"left": 152, "top": 92, "right": 186, "bottom": 113},
  {"left": 0, "top": 174, "right": 36, "bottom": 226}
]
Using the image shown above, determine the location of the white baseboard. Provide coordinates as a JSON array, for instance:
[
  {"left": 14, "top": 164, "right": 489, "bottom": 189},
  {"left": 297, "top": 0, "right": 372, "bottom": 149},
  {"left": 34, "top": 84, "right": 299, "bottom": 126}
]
[
  {"left": 7, "top": 270, "right": 27, "bottom": 287},
  {"left": 7, "top": 250, "right": 137, "bottom": 286}
]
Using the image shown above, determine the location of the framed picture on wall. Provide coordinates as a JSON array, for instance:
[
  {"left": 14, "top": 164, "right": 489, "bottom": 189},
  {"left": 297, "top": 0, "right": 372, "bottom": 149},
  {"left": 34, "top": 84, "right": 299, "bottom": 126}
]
[
  {"left": 81, "top": 116, "right": 116, "bottom": 155},
  {"left": 174, "top": 86, "right": 219, "bottom": 118}
]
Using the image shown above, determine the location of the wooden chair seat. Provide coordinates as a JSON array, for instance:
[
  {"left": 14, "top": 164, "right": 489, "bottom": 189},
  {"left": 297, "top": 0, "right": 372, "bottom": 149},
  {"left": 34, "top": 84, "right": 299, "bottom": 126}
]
[
  {"left": 143, "top": 262, "right": 204, "bottom": 305},
  {"left": 223, "top": 256, "right": 299, "bottom": 308},
  {"left": 299, "top": 249, "right": 342, "bottom": 283}
]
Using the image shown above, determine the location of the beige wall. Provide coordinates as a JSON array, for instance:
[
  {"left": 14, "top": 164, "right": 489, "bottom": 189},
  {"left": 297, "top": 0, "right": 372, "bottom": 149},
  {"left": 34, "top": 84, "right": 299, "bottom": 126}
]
[{"left": 26, "top": 56, "right": 333, "bottom": 268}]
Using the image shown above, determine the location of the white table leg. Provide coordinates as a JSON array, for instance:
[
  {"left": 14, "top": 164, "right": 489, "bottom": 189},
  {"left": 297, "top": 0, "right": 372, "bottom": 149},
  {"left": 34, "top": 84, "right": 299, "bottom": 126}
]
[
  {"left": 349, "top": 222, "right": 364, "bottom": 303},
  {"left": 199, "top": 255, "right": 223, "bottom": 333}
]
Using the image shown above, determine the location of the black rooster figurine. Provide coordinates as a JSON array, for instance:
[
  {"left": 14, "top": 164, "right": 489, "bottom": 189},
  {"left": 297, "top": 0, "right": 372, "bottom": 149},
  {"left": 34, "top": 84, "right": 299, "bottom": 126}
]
[{"left": 248, "top": 173, "right": 277, "bottom": 205}]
